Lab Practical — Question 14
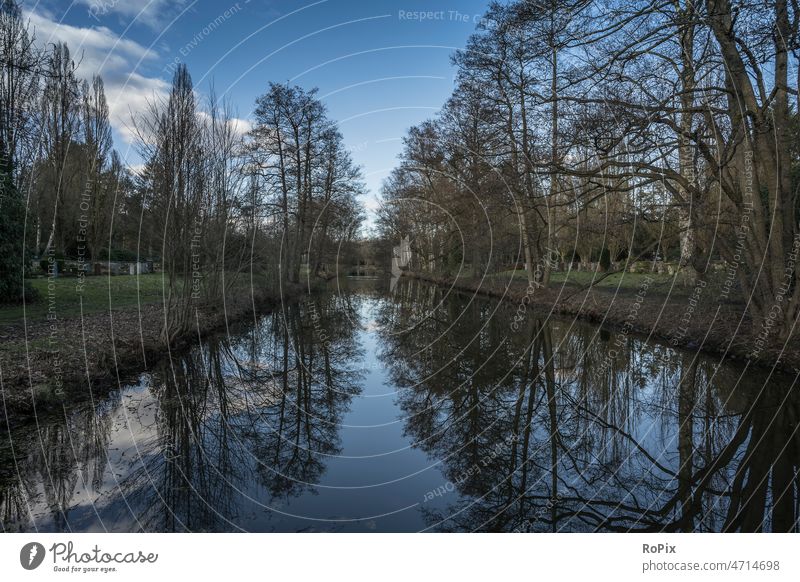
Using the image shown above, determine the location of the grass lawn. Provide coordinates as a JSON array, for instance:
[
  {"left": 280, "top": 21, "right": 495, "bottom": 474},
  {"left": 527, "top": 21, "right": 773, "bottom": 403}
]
[
  {"left": 0, "top": 271, "right": 280, "bottom": 326},
  {"left": 0, "top": 273, "right": 166, "bottom": 325},
  {"left": 549, "top": 270, "right": 690, "bottom": 291},
  {"left": 473, "top": 268, "right": 704, "bottom": 295}
]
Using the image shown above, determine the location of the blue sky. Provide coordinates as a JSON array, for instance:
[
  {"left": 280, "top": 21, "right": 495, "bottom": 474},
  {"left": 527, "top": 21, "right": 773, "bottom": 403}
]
[{"left": 25, "top": 0, "right": 492, "bottom": 221}]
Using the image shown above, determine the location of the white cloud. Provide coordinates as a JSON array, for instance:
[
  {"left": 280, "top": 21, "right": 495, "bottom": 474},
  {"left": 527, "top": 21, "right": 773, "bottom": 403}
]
[
  {"left": 24, "top": 9, "right": 168, "bottom": 144},
  {"left": 229, "top": 117, "right": 252, "bottom": 137},
  {"left": 363, "top": 197, "right": 381, "bottom": 211},
  {"left": 104, "top": 72, "right": 169, "bottom": 144},
  {"left": 76, "top": 0, "right": 184, "bottom": 31},
  {"left": 197, "top": 110, "right": 252, "bottom": 137},
  {"left": 126, "top": 163, "right": 147, "bottom": 177},
  {"left": 22, "top": 7, "right": 254, "bottom": 149}
]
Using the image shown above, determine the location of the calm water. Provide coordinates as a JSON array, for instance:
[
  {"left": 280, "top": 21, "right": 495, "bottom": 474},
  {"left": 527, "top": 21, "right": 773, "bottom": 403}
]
[{"left": 1, "top": 278, "right": 798, "bottom": 532}]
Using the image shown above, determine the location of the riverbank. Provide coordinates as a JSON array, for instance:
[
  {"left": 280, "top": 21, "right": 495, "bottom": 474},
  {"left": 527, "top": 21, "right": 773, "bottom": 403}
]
[
  {"left": 0, "top": 274, "right": 310, "bottom": 427},
  {"left": 405, "top": 271, "right": 800, "bottom": 374}
]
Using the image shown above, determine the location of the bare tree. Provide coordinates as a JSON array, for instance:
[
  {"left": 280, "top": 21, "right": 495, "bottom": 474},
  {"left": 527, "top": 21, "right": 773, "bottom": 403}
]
[
  {"left": 0, "top": 0, "right": 41, "bottom": 301},
  {"left": 248, "top": 83, "right": 363, "bottom": 284},
  {"left": 39, "top": 42, "right": 80, "bottom": 258},
  {"left": 81, "top": 75, "right": 112, "bottom": 260},
  {"left": 136, "top": 64, "right": 206, "bottom": 343}
]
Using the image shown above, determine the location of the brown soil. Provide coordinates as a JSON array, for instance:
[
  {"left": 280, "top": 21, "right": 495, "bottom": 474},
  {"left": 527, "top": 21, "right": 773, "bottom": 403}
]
[{"left": 0, "top": 284, "right": 305, "bottom": 428}]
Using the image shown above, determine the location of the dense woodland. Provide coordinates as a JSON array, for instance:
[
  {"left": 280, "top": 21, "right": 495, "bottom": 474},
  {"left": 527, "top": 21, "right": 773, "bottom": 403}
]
[
  {"left": 378, "top": 0, "right": 800, "bottom": 345},
  {"left": 0, "top": 0, "right": 364, "bottom": 339}
]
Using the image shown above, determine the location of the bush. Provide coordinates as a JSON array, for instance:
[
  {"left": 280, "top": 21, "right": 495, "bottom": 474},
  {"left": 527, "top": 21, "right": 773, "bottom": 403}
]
[
  {"left": 0, "top": 172, "right": 26, "bottom": 303},
  {"left": 599, "top": 247, "right": 611, "bottom": 271},
  {"left": 39, "top": 256, "right": 65, "bottom": 275},
  {"left": 23, "top": 281, "right": 40, "bottom": 303},
  {"left": 109, "top": 248, "right": 139, "bottom": 261}
]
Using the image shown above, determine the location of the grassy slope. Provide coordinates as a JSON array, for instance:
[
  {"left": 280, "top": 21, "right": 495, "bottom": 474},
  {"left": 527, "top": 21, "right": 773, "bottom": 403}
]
[
  {"left": 0, "top": 274, "right": 165, "bottom": 325},
  {"left": 467, "top": 268, "right": 707, "bottom": 298},
  {"left": 0, "top": 272, "right": 276, "bottom": 325}
]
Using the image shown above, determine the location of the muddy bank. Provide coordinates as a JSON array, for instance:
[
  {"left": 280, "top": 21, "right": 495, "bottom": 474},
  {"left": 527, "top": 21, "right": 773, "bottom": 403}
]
[
  {"left": 0, "top": 283, "right": 309, "bottom": 428},
  {"left": 406, "top": 272, "right": 800, "bottom": 375}
]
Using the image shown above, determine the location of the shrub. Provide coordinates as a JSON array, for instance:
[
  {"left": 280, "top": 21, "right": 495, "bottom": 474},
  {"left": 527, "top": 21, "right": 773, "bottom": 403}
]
[
  {"left": 39, "top": 256, "right": 65, "bottom": 275},
  {"left": 108, "top": 248, "right": 139, "bottom": 262},
  {"left": 599, "top": 247, "right": 611, "bottom": 271},
  {"left": 0, "top": 173, "right": 26, "bottom": 303}
]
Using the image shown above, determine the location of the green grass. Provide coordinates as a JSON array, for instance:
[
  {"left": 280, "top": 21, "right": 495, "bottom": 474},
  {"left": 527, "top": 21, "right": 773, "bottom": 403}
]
[
  {"left": 472, "top": 268, "right": 703, "bottom": 294},
  {"left": 0, "top": 273, "right": 166, "bottom": 325},
  {"left": 550, "top": 271, "right": 672, "bottom": 289},
  {"left": 0, "top": 271, "right": 283, "bottom": 326}
]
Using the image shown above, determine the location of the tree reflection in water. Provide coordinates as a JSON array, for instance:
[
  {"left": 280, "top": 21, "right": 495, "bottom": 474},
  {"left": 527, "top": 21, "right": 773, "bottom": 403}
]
[
  {"left": 0, "top": 294, "right": 362, "bottom": 532},
  {"left": 376, "top": 279, "right": 799, "bottom": 532},
  {"left": 1, "top": 279, "right": 797, "bottom": 532}
]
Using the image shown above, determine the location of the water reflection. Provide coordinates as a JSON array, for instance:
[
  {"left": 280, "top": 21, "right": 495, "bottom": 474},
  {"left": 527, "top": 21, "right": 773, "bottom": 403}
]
[
  {"left": 1, "top": 278, "right": 798, "bottom": 532},
  {"left": 1, "top": 294, "right": 363, "bottom": 532},
  {"left": 377, "top": 279, "right": 799, "bottom": 532}
]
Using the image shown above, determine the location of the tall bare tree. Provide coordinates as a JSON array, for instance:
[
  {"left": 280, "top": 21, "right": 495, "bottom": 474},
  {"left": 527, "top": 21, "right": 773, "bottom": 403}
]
[
  {"left": 0, "top": 0, "right": 40, "bottom": 301},
  {"left": 40, "top": 42, "right": 80, "bottom": 258}
]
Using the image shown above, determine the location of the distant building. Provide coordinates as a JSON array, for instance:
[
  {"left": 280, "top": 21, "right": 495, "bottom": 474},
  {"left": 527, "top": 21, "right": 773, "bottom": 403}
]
[{"left": 391, "top": 236, "right": 411, "bottom": 276}]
